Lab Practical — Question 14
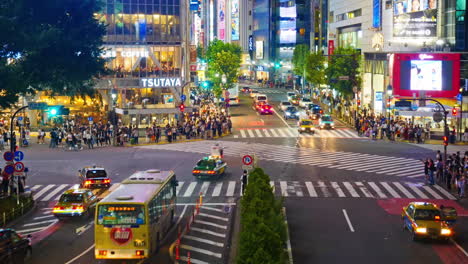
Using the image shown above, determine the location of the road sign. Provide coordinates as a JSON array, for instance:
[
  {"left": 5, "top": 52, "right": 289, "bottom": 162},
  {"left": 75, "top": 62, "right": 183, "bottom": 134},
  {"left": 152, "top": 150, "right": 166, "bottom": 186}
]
[
  {"left": 338, "top": 76, "right": 350, "bottom": 80},
  {"left": 88, "top": 117, "right": 93, "bottom": 121},
  {"left": 433, "top": 112, "right": 443, "bottom": 123},
  {"left": 4, "top": 165, "right": 14, "bottom": 175},
  {"left": 457, "top": 93, "right": 462, "bottom": 101},
  {"left": 3, "top": 151, "right": 14, "bottom": 161},
  {"left": 28, "top": 102, "right": 48, "bottom": 110},
  {"left": 242, "top": 165, "right": 253, "bottom": 171},
  {"left": 14, "top": 151, "right": 24, "bottom": 162},
  {"left": 17, "top": 116, "right": 23, "bottom": 121},
  {"left": 14, "top": 162, "right": 25, "bottom": 172},
  {"left": 181, "top": 94, "right": 187, "bottom": 102},
  {"left": 242, "top": 155, "right": 253, "bottom": 166}
]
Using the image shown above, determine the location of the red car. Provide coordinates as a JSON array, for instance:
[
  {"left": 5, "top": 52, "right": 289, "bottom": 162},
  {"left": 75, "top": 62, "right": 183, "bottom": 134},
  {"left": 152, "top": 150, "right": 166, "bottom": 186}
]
[{"left": 256, "top": 103, "right": 273, "bottom": 115}]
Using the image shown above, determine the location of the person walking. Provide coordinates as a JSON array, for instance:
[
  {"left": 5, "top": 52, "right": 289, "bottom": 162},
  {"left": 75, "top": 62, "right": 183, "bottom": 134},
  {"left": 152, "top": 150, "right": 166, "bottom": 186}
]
[
  {"left": 423, "top": 158, "right": 430, "bottom": 185},
  {"left": 458, "top": 173, "right": 466, "bottom": 199},
  {"left": 428, "top": 159, "right": 436, "bottom": 185}
]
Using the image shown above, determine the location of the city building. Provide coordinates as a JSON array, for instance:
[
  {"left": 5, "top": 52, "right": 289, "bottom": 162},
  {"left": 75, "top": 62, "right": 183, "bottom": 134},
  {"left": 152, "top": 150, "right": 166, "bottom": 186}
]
[{"left": 327, "top": 0, "right": 467, "bottom": 135}]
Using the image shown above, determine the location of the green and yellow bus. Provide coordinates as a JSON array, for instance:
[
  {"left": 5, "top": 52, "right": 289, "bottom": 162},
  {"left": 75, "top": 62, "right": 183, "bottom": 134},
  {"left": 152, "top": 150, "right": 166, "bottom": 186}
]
[{"left": 94, "top": 169, "right": 177, "bottom": 260}]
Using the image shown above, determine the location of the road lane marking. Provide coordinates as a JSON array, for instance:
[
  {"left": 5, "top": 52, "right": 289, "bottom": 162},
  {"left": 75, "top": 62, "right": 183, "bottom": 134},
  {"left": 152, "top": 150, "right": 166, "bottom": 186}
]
[
  {"left": 16, "top": 227, "right": 49, "bottom": 234},
  {"left": 193, "top": 220, "right": 227, "bottom": 229},
  {"left": 405, "top": 183, "right": 429, "bottom": 199},
  {"left": 422, "top": 186, "right": 443, "bottom": 199},
  {"left": 433, "top": 185, "right": 457, "bottom": 200},
  {"left": 317, "top": 181, "right": 330, "bottom": 197},
  {"left": 226, "top": 181, "right": 236, "bottom": 196},
  {"left": 201, "top": 206, "right": 224, "bottom": 213},
  {"left": 176, "top": 181, "right": 185, "bottom": 196},
  {"left": 331, "top": 182, "right": 345, "bottom": 197},
  {"left": 212, "top": 182, "right": 222, "bottom": 197},
  {"left": 393, "top": 182, "right": 415, "bottom": 198},
  {"left": 285, "top": 128, "right": 296, "bottom": 137},
  {"left": 269, "top": 129, "right": 279, "bottom": 137},
  {"left": 276, "top": 128, "right": 288, "bottom": 137},
  {"left": 263, "top": 129, "right": 271, "bottom": 137},
  {"left": 41, "top": 184, "right": 69, "bottom": 201},
  {"left": 183, "top": 182, "right": 197, "bottom": 197},
  {"left": 381, "top": 182, "right": 401, "bottom": 198},
  {"left": 368, "top": 182, "right": 387, "bottom": 199},
  {"left": 450, "top": 238, "right": 468, "bottom": 257},
  {"left": 283, "top": 207, "right": 294, "bottom": 264},
  {"left": 64, "top": 244, "right": 95, "bottom": 264},
  {"left": 178, "top": 256, "right": 210, "bottom": 264},
  {"left": 254, "top": 129, "right": 263, "bottom": 137},
  {"left": 31, "top": 185, "right": 42, "bottom": 191},
  {"left": 280, "top": 181, "right": 288, "bottom": 196},
  {"left": 191, "top": 227, "right": 226, "bottom": 238},
  {"left": 270, "top": 181, "right": 275, "bottom": 193},
  {"left": 356, "top": 182, "right": 373, "bottom": 198},
  {"left": 293, "top": 181, "right": 303, "bottom": 197},
  {"left": 199, "top": 181, "right": 210, "bottom": 196},
  {"left": 180, "top": 244, "right": 222, "bottom": 258},
  {"left": 22, "top": 219, "right": 57, "bottom": 227},
  {"left": 343, "top": 182, "right": 360, "bottom": 197},
  {"left": 33, "top": 215, "right": 55, "bottom": 220},
  {"left": 198, "top": 213, "right": 229, "bottom": 221},
  {"left": 184, "top": 235, "right": 224, "bottom": 247},
  {"left": 234, "top": 135, "right": 239, "bottom": 138},
  {"left": 33, "top": 184, "right": 55, "bottom": 200},
  {"left": 247, "top": 129, "right": 255, "bottom": 137},
  {"left": 240, "top": 130, "right": 247, "bottom": 138},
  {"left": 274, "top": 109, "right": 291, "bottom": 128},
  {"left": 342, "top": 209, "right": 355, "bottom": 232}
]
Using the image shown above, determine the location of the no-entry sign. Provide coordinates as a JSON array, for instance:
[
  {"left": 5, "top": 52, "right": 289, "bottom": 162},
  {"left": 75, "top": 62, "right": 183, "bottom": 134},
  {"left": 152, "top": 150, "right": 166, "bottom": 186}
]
[{"left": 242, "top": 155, "right": 253, "bottom": 166}]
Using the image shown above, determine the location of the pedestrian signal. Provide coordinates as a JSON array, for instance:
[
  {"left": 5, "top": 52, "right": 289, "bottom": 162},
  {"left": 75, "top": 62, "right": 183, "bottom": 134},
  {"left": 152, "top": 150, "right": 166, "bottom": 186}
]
[
  {"left": 179, "top": 104, "right": 185, "bottom": 112},
  {"left": 451, "top": 108, "right": 458, "bottom": 116},
  {"left": 443, "top": 136, "right": 448, "bottom": 146}
]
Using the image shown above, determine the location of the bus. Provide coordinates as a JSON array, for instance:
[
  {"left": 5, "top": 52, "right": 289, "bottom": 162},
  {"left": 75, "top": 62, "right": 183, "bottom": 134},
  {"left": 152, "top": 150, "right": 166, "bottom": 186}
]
[
  {"left": 94, "top": 169, "right": 177, "bottom": 260},
  {"left": 227, "top": 84, "right": 240, "bottom": 106}
]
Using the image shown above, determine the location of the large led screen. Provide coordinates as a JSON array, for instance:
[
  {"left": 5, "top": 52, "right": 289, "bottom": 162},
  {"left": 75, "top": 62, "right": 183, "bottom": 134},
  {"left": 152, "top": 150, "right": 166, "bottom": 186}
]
[
  {"left": 231, "top": 0, "right": 239, "bottom": 41},
  {"left": 392, "top": 53, "right": 460, "bottom": 98},
  {"left": 393, "top": 0, "right": 437, "bottom": 38}
]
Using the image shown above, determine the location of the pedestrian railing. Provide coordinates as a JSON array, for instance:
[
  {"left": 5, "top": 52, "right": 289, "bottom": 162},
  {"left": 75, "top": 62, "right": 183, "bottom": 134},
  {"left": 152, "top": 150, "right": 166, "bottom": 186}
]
[{"left": 1, "top": 192, "right": 34, "bottom": 227}]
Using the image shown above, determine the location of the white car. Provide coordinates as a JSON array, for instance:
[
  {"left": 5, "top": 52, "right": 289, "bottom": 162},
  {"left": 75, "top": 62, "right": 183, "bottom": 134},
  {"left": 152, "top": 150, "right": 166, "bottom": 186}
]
[
  {"left": 250, "top": 90, "right": 260, "bottom": 98},
  {"left": 299, "top": 98, "right": 312, "bottom": 108},
  {"left": 228, "top": 96, "right": 240, "bottom": 106},
  {"left": 279, "top": 101, "right": 292, "bottom": 112},
  {"left": 254, "top": 94, "right": 268, "bottom": 104},
  {"left": 287, "top": 92, "right": 296, "bottom": 101}
]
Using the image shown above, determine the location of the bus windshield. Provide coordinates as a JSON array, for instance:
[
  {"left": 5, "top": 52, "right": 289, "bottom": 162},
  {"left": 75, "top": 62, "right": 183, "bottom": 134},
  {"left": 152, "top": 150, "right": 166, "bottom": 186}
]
[{"left": 97, "top": 204, "right": 145, "bottom": 225}]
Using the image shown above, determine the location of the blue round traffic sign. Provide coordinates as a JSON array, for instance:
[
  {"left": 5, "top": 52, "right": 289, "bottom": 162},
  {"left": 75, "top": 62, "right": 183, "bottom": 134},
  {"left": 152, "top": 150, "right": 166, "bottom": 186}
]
[
  {"left": 181, "top": 94, "right": 187, "bottom": 102},
  {"left": 4, "top": 165, "right": 14, "bottom": 175},
  {"left": 242, "top": 155, "right": 253, "bottom": 166},
  {"left": 14, "top": 151, "right": 24, "bottom": 162},
  {"left": 14, "top": 162, "right": 25, "bottom": 172},
  {"left": 3, "top": 151, "right": 14, "bottom": 162}
]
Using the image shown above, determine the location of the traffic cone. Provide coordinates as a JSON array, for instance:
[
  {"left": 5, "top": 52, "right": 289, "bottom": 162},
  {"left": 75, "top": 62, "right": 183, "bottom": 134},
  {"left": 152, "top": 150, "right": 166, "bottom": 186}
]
[
  {"left": 175, "top": 239, "right": 180, "bottom": 260},
  {"left": 187, "top": 251, "right": 191, "bottom": 264}
]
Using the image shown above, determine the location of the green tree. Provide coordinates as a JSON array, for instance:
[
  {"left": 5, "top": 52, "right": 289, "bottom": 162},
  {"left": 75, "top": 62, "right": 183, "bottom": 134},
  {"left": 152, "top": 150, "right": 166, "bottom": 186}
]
[
  {"left": 205, "top": 39, "right": 242, "bottom": 100},
  {"left": 292, "top": 44, "right": 310, "bottom": 78},
  {"left": 0, "top": 0, "right": 106, "bottom": 108},
  {"left": 325, "top": 47, "right": 361, "bottom": 98},
  {"left": 305, "top": 52, "right": 325, "bottom": 87}
]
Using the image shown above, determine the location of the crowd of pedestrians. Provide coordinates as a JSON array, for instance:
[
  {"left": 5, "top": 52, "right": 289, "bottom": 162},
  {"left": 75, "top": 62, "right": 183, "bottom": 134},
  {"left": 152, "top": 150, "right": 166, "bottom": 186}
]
[{"left": 424, "top": 151, "right": 468, "bottom": 199}]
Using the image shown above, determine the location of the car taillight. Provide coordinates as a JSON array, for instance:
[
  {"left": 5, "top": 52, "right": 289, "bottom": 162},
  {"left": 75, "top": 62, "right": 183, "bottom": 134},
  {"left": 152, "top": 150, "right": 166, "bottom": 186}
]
[
  {"left": 193, "top": 170, "right": 200, "bottom": 173},
  {"left": 236, "top": 99, "right": 239, "bottom": 103},
  {"left": 136, "top": 250, "right": 144, "bottom": 256},
  {"left": 98, "top": 250, "right": 107, "bottom": 256},
  {"left": 85, "top": 180, "right": 93, "bottom": 185},
  {"left": 73, "top": 206, "right": 84, "bottom": 211},
  {"left": 103, "top": 179, "right": 111, "bottom": 184},
  {"left": 208, "top": 171, "right": 216, "bottom": 174}
]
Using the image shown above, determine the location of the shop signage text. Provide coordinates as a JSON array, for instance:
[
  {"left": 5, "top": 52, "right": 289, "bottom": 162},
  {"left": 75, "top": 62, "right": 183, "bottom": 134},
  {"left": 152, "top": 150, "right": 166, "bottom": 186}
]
[
  {"left": 418, "top": 54, "right": 434, "bottom": 60},
  {"left": 102, "top": 50, "right": 149, "bottom": 58},
  {"left": 140, "top": 78, "right": 182, "bottom": 88}
]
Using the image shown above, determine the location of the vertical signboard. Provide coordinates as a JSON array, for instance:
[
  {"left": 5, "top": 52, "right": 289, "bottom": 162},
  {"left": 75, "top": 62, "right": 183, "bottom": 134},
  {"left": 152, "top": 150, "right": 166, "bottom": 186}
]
[
  {"left": 231, "top": 0, "right": 240, "bottom": 41},
  {"left": 248, "top": 35, "right": 254, "bottom": 60},
  {"left": 393, "top": 0, "right": 437, "bottom": 37},
  {"left": 373, "top": 0, "right": 382, "bottom": 29},
  {"left": 217, "top": 0, "right": 226, "bottom": 41},
  {"left": 328, "top": 40, "right": 335, "bottom": 56},
  {"left": 255, "top": 41, "right": 264, "bottom": 59},
  {"left": 189, "top": 45, "right": 197, "bottom": 63}
]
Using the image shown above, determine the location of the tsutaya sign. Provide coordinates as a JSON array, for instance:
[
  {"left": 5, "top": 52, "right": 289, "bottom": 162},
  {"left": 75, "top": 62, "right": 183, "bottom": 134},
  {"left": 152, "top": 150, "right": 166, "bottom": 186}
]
[
  {"left": 102, "top": 50, "right": 149, "bottom": 58},
  {"left": 140, "top": 78, "right": 182, "bottom": 88}
]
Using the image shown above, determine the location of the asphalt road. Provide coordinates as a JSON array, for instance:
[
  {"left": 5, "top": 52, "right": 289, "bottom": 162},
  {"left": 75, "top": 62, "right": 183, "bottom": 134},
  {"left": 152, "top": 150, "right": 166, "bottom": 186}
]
[{"left": 8, "top": 84, "right": 467, "bottom": 264}]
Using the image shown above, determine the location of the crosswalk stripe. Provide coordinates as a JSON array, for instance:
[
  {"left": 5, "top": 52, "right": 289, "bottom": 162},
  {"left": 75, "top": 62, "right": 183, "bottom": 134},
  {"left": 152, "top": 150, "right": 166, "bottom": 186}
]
[
  {"left": 368, "top": 182, "right": 387, "bottom": 198},
  {"left": 293, "top": 181, "right": 303, "bottom": 197},
  {"left": 183, "top": 182, "right": 197, "bottom": 197},
  {"left": 317, "top": 181, "right": 330, "bottom": 197},
  {"left": 331, "top": 182, "right": 345, "bottom": 197},
  {"left": 343, "top": 182, "right": 359, "bottom": 197},
  {"left": 269, "top": 129, "right": 279, "bottom": 137},
  {"left": 422, "top": 186, "right": 443, "bottom": 199},
  {"left": 433, "top": 185, "right": 457, "bottom": 200},
  {"left": 247, "top": 130, "right": 255, "bottom": 137},
  {"left": 212, "top": 182, "right": 222, "bottom": 197},
  {"left": 240, "top": 130, "right": 247, "bottom": 138},
  {"left": 342, "top": 129, "right": 359, "bottom": 138},
  {"left": 280, "top": 181, "right": 288, "bottom": 196},
  {"left": 393, "top": 182, "right": 415, "bottom": 198},
  {"left": 263, "top": 129, "right": 272, "bottom": 137},
  {"left": 233, "top": 135, "right": 239, "bottom": 138},
  {"left": 305, "top": 182, "right": 317, "bottom": 197},
  {"left": 276, "top": 128, "right": 288, "bottom": 137},
  {"left": 41, "top": 184, "right": 69, "bottom": 201},
  {"left": 405, "top": 183, "right": 428, "bottom": 199},
  {"left": 356, "top": 182, "right": 373, "bottom": 198},
  {"left": 226, "top": 181, "right": 235, "bottom": 196},
  {"left": 31, "top": 185, "right": 42, "bottom": 191},
  {"left": 176, "top": 181, "right": 185, "bottom": 196},
  {"left": 33, "top": 184, "right": 55, "bottom": 200},
  {"left": 254, "top": 129, "right": 264, "bottom": 137},
  {"left": 270, "top": 181, "right": 275, "bottom": 193},
  {"left": 52, "top": 184, "right": 79, "bottom": 201},
  {"left": 381, "top": 182, "right": 401, "bottom": 198},
  {"left": 199, "top": 181, "right": 210, "bottom": 196},
  {"left": 285, "top": 129, "right": 296, "bottom": 137},
  {"left": 333, "top": 130, "right": 348, "bottom": 138}
]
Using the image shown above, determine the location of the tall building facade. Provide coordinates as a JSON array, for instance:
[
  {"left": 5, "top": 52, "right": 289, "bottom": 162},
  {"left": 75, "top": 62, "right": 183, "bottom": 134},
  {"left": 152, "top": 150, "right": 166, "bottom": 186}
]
[{"left": 94, "top": 0, "right": 191, "bottom": 127}]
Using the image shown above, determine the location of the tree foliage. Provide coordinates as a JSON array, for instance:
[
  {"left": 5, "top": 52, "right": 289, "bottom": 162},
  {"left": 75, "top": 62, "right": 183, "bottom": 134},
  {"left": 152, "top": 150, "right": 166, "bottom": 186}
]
[
  {"left": 325, "top": 47, "right": 361, "bottom": 97},
  {"left": 0, "top": 0, "right": 107, "bottom": 108},
  {"left": 238, "top": 168, "right": 286, "bottom": 264},
  {"left": 305, "top": 52, "right": 325, "bottom": 87},
  {"left": 204, "top": 39, "right": 242, "bottom": 99},
  {"left": 292, "top": 44, "right": 310, "bottom": 77}
]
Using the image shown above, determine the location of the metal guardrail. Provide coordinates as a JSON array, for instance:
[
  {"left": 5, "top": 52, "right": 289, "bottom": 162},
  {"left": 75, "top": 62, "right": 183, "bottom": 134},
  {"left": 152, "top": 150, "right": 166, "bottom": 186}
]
[{"left": 1, "top": 192, "right": 34, "bottom": 227}]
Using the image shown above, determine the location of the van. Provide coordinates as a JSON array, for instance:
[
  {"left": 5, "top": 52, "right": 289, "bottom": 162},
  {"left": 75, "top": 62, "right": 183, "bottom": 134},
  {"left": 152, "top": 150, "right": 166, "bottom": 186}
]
[{"left": 254, "top": 94, "right": 268, "bottom": 104}]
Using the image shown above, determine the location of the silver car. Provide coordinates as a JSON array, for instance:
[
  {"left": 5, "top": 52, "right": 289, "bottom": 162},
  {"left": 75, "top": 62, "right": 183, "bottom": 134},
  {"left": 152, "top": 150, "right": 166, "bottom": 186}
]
[{"left": 279, "top": 101, "right": 292, "bottom": 112}]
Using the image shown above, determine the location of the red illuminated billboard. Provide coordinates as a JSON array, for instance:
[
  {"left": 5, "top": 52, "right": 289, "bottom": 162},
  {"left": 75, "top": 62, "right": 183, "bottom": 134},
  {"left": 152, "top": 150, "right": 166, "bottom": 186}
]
[{"left": 391, "top": 53, "right": 460, "bottom": 98}]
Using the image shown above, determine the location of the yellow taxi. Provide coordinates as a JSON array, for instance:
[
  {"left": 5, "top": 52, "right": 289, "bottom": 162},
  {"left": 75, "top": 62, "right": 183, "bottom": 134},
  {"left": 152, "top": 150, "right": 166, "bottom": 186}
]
[
  {"left": 401, "top": 202, "right": 456, "bottom": 241},
  {"left": 53, "top": 188, "right": 98, "bottom": 219},
  {"left": 298, "top": 119, "right": 315, "bottom": 134}
]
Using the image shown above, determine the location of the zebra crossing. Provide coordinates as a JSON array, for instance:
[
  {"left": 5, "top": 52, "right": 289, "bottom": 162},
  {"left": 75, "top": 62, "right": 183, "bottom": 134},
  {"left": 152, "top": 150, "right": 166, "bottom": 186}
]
[
  {"left": 233, "top": 127, "right": 360, "bottom": 139},
  {"left": 26, "top": 181, "right": 456, "bottom": 201},
  {"left": 138, "top": 141, "right": 426, "bottom": 178}
]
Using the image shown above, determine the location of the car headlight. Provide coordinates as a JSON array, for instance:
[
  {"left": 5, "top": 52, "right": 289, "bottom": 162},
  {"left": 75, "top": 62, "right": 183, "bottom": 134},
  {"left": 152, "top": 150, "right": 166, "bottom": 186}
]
[
  {"left": 330, "top": 122, "right": 335, "bottom": 125},
  {"left": 286, "top": 112, "right": 291, "bottom": 115},
  {"left": 415, "top": 227, "right": 427, "bottom": 234},
  {"left": 441, "top": 229, "right": 452, "bottom": 235},
  {"left": 301, "top": 127, "right": 306, "bottom": 130},
  {"left": 295, "top": 112, "right": 300, "bottom": 116}
]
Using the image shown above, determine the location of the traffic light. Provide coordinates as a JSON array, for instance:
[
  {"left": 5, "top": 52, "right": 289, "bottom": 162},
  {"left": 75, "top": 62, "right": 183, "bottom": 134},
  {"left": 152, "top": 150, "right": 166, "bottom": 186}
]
[
  {"left": 443, "top": 136, "right": 448, "bottom": 146},
  {"left": 179, "top": 104, "right": 185, "bottom": 112},
  {"left": 47, "top": 105, "right": 69, "bottom": 116},
  {"left": 386, "top": 99, "right": 391, "bottom": 108},
  {"left": 452, "top": 108, "right": 458, "bottom": 116},
  {"left": 357, "top": 99, "right": 361, "bottom": 107},
  {"left": 274, "top": 62, "right": 281, "bottom": 69},
  {"left": 202, "top": 81, "right": 209, "bottom": 88}
]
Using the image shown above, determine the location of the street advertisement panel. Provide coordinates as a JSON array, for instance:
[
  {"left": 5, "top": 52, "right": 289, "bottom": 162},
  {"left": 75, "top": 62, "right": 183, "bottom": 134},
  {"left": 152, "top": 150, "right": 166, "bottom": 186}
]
[
  {"left": 217, "top": 0, "right": 226, "bottom": 41},
  {"left": 393, "top": 0, "right": 437, "bottom": 38},
  {"left": 392, "top": 53, "right": 460, "bottom": 98},
  {"left": 231, "top": 0, "right": 239, "bottom": 41},
  {"left": 279, "top": 0, "right": 296, "bottom": 44},
  {"left": 255, "top": 41, "right": 264, "bottom": 59}
]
